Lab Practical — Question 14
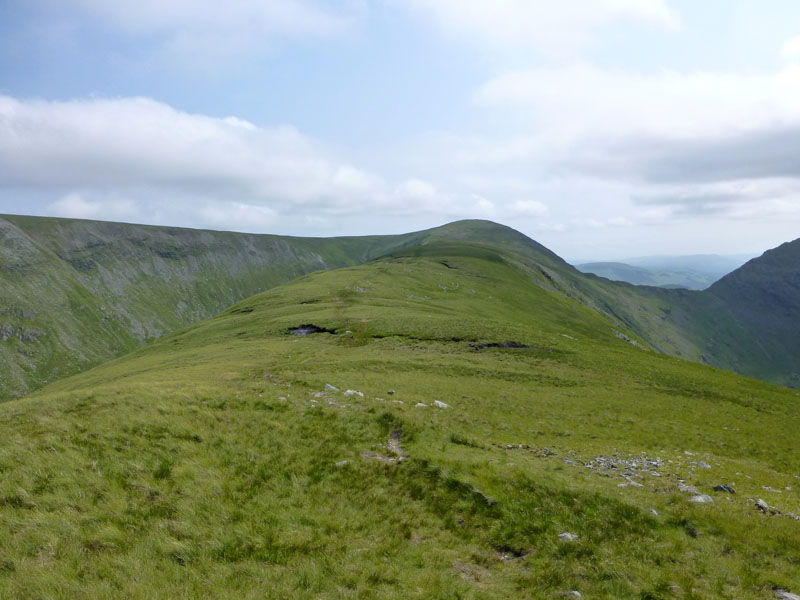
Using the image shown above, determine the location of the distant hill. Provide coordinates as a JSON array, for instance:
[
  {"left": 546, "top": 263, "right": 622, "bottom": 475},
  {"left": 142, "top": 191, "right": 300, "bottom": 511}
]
[
  {"left": 576, "top": 254, "right": 750, "bottom": 290},
  {"left": 575, "top": 261, "right": 717, "bottom": 290}
]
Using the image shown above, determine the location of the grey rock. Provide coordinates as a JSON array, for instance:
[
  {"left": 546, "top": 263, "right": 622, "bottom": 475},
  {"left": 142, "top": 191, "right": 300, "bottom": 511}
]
[
  {"left": 755, "top": 498, "right": 770, "bottom": 512},
  {"left": 558, "top": 532, "right": 579, "bottom": 542},
  {"left": 678, "top": 482, "right": 701, "bottom": 494},
  {"left": 415, "top": 402, "right": 427, "bottom": 407},
  {"left": 696, "top": 461, "right": 712, "bottom": 469},
  {"left": 567, "top": 592, "right": 582, "bottom": 598},
  {"left": 776, "top": 591, "right": 800, "bottom": 600},
  {"left": 324, "top": 384, "right": 340, "bottom": 392},
  {"left": 713, "top": 484, "right": 736, "bottom": 493},
  {"left": 689, "top": 494, "right": 714, "bottom": 503},
  {"left": 335, "top": 460, "right": 350, "bottom": 467},
  {"left": 19, "top": 328, "right": 44, "bottom": 343},
  {"left": 649, "top": 509, "right": 659, "bottom": 516},
  {"left": 344, "top": 389, "right": 364, "bottom": 397},
  {"left": 433, "top": 400, "right": 450, "bottom": 408},
  {"left": 0, "top": 323, "right": 15, "bottom": 341}
]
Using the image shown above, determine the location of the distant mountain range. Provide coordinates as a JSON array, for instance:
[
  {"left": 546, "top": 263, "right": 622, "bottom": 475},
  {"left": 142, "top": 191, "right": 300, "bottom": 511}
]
[{"left": 575, "top": 254, "right": 752, "bottom": 290}]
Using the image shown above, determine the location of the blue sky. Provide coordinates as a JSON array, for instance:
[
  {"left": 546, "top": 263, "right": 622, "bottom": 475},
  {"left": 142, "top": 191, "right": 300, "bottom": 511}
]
[{"left": 2, "top": 0, "right": 800, "bottom": 259}]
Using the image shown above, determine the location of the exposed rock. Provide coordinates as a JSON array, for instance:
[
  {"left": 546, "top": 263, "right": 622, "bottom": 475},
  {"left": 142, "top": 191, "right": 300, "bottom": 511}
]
[
  {"left": 713, "top": 484, "right": 736, "bottom": 494},
  {"left": 324, "top": 384, "right": 340, "bottom": 392},
  {"left": 649, "top": 509, "right": 659, "bottom": 516},
  {"left": 695, "top": 461, "right": 712, "bottom": 469},
  {"left": 386, "top": 429, "right": 407, "bottom": 459},
  {"left": 762, "top": 486, "right": 782, "bottom": 493},
  {"left": 776, "top": 591, "right": 800, "bottom": 600},
  {"left": 344, "top": 389, "right": 364, "bottom": 397},
  {"left": 289, "top": 324, "right": 335, "bottom": 336},
  {"left": 335, "top": 460, "right": 350, "bottom": 467},
  {"left": 0, "top": 323, "right": 14, "bottom": 341},
  {"left": 756, "top": 498, "right": 770, "bottom": 513},
  {"left": 388, "top": 390, "right": 395, "bottom": 395},
  {"left": 678, "top": 482, "right": 701, "bottom": 494},
  {"left": 689, "top": 494, "right": 714, "bottom": 503},
  {"left": 614, "top": 330, "right": 646, "bottom": 349},
  {"left": 433, "top": 400, "right": 450, "bottom": 408},
  {"left": 361, "top": 451, "right": 400, "bottom": 464},
  {"left": 558, "top": 532, "right": 578, "bottom": 542},
  {"left": 566, "top": 592, "right": 582, "bottom": 598},
  {"left": 415, "top": 403, "right": 427, "bottom": 408}
]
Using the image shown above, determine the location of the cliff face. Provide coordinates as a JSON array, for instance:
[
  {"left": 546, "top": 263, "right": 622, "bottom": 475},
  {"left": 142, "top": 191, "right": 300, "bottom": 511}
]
[{"left": 0, "top": 215, "right": 408, "bottom": 399}]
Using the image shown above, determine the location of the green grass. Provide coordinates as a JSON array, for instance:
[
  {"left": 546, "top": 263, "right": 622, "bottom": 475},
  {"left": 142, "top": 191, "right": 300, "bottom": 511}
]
[{"left": 1, "top": 249, "right": 799, "bottom": 598}]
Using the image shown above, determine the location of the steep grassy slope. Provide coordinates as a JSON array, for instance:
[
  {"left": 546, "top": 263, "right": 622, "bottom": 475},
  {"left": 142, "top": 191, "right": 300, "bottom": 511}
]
[
  {"left": 707, "top": 239, "right": 800, "bottom": 388},
  {"left": 2, "top": 244, "right": 798, "bottom": 599},
  {"left": 0, "top": 215, "right": 424, "bottom": 399}
]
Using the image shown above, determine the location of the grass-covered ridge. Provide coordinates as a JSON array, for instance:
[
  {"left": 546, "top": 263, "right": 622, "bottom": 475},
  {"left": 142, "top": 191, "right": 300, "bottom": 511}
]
[
  {"left": 2, "top": 214, "right": 800, "bottom": 398},
  {"left": 2, "top": 246, "right": 798, "bottom": 598}
]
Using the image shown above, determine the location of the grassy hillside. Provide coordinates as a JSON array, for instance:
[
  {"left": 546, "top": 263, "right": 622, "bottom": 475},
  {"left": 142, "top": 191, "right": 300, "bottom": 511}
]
[
  {"left": 2, "top": 241, "right": 799, "bottom": 598},
  {"left": 1, "top": 215, "right": 798, "bottom": 402},
  {"left": 0, "top": 215, "right": 423, "bottom": 399},
  {"left": 707, "top": 239, "right": 800, "bottom": 388}
]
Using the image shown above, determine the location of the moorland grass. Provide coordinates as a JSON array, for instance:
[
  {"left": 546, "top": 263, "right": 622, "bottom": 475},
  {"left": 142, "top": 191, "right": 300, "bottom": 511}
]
[{"left": 0, "top": 251, "right": 798, "bottom": 598}]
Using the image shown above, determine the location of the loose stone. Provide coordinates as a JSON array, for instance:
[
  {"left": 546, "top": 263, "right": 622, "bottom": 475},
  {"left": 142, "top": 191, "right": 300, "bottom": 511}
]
[{"left": 689, "top": 494, "right": 714, "bottom": 503}]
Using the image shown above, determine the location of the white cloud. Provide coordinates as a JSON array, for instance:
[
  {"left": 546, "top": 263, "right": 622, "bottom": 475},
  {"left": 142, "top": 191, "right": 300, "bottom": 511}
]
[
  {"left": 72, "top": 0, "right": 350, "bottom": 54},
  {"left": 397, "top": 178, "right": 438, "bottom": 201},
  {"left": 511, "top": 200, "right": 548, "bottom": 216},
  {"left": 0, "top": 94, "right": 501, "bottom": 230},
  {"left": 198, "top": 202, "right": 278, "bottom": 231},
  {"left": 781, "top": 35, "right": 800, "bottom": 63},
  {"left": 475, "top": 64, "right": 800, "bottom": 140},
  {"left": 0, "top": 95, "right": 370, "bottom": 208},
  {"left": 49, "top": 192, "right": 140, "bottom": 220},
  {"left": 400, "top": 0, "right": 679, "bottom": 56}
]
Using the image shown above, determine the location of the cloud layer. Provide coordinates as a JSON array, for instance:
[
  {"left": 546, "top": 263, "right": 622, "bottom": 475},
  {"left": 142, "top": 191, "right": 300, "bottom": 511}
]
[
  {"left": 0, "top": 94, "right": 494, "bottom": 232},
  {"left": 401, "top": 0, "right": 678, "bottom": 56}
]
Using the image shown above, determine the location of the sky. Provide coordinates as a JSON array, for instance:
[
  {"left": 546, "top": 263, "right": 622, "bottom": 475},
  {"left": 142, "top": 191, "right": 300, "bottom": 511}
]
[{"left": 2, "top": 0, "right": 800, "bottom": 260}]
